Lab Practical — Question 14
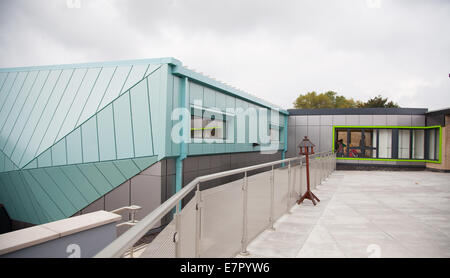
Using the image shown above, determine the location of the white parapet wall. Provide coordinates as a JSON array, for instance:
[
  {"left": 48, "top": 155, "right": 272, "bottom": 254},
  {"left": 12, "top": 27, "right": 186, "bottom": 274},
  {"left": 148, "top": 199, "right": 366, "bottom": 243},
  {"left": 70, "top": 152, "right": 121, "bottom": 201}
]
[{"left": 0, "top": 211, "right": 121, "bottom": 258}]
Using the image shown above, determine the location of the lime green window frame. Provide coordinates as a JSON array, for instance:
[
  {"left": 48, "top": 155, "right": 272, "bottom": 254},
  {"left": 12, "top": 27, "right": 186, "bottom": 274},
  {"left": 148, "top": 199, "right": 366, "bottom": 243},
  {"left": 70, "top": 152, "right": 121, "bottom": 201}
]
[{"left": 332, "top": 125, "right": 442, "bottom": 163}]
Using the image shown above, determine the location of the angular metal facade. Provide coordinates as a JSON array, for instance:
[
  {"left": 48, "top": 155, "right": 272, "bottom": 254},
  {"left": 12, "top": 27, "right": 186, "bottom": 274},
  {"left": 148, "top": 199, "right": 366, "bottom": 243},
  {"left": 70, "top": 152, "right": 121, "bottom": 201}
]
[
  {"left": 0, "top": 57, "right": 288, "bottom": 225},
  {"left": 0, "top": 59, "right": 170, "bottom": 224}
]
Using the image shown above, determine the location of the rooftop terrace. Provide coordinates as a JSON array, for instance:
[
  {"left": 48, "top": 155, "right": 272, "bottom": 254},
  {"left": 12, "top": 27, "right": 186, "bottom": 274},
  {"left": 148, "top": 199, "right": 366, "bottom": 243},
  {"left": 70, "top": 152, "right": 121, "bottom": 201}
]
[{"left": 240, "top": 170, "right": 450, "bottom": 258}]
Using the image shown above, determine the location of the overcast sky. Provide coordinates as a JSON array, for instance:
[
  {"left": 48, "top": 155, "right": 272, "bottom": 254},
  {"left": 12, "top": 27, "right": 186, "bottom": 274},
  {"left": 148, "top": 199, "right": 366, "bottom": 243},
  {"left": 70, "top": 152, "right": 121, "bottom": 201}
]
[{"left": 0, "top": 0, "right": 449, "bottom": 110}]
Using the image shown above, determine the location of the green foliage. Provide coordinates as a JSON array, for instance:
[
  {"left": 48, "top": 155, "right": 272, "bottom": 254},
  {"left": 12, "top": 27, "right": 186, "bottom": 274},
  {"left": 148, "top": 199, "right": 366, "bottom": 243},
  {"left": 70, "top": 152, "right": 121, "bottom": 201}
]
[
  {"left": 357, "top": 95, "right": 399, "bottom": 108},
  {"left": 293, "top": 92, "right": 400, "bottom": 109},
  {"left": 293, "top": 91, "right": 357, "bottom": 109}
]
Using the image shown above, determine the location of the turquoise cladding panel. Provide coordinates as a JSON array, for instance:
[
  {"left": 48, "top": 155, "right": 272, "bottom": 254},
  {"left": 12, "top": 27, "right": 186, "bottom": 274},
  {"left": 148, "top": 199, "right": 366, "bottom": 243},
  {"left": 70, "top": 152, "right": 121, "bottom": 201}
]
[
  {"left": 0, "top": 61, "right": 163, "bottom": 171},
  {"left": 130, "top": 80, "right": 153, "bottom": 157},
  {"left": 0, "top": 156, "right": 158, "bottom": 224},
  {"left": 20, "top": 66, "right": 166, "bottom": 170},
  {"left": 182, "top": 79, "right": 285, "bottom": 156},
  {"left": 2, "top": 71, "right": 50, "bottom": 158},
  {"left": 113, "top": 91, "right": 134, "bottom": 159}
]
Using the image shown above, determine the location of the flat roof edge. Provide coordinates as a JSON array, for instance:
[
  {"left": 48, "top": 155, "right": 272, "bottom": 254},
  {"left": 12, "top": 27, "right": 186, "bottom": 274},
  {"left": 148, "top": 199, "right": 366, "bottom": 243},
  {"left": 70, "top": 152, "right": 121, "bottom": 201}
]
[
  {"left": 0, "top": 57, "right": 182, "bottom": 72},
  {"left": 288, "top": 107, "right": 428, "bottom": 115}
]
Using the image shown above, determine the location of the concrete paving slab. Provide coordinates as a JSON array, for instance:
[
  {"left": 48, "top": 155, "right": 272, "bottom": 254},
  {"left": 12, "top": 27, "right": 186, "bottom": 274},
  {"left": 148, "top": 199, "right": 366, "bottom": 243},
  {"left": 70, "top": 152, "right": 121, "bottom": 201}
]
[{"left": 242, "top": 170, "right": 450, "bottom": 258}]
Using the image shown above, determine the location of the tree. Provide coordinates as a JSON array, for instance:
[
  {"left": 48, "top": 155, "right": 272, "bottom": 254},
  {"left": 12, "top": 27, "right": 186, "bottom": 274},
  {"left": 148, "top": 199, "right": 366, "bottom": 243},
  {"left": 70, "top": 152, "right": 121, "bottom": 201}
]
[
  {"left": 358, "top": 95, "right": 399, "bottom": 108},
  {"left": 293, "top": 91, "right": 357, "bottom": 109}
]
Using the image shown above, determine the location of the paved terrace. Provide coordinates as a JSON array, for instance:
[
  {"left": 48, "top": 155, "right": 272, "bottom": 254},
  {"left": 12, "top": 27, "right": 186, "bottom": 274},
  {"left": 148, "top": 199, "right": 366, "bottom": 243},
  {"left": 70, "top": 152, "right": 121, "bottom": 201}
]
[{"left": 238, "top": 170, "right": 450, "bottom": 258}]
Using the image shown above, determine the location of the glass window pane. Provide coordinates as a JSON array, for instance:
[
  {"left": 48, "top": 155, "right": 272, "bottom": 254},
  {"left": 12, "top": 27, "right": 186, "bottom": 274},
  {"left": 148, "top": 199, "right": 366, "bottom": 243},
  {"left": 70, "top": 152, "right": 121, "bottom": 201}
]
[
  {"left": 358, "top": 129, "right": 375, "bottom": 158},
  {"left": 349, "top": 129, "right": 362, "bottom": 158},
  {"left": 428, "top": 129, "right": 436, "bottom": 160},
  {"left": 378, "top": 129, "right": 392, "bottom": 159},
  {"left": 97, "top": 105, "right": 116, "bottom": 161},
  {"left": 113, "top": 92, "right": 134, "bottom": 159},
  {"left": 191, "top": 115, "right": 203, "bottom": 139},
  {"left": 398, "top": 129, "right": 410, "bottom": 159},
  {"left": 412, "top": 129, "right": 424, "bottom": 159},
  {"left": 335, "top": 129, "right": 347, "bottom": 157}
]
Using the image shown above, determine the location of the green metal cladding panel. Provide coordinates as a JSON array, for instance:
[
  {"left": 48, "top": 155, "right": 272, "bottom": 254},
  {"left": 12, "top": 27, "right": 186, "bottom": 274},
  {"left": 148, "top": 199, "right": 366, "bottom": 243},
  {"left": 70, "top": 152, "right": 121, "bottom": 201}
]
[
  {"left": 0, "top": 59, "right": 169, "bottom": 224},
  {"left": 0, "top": 60, "right": 164, "bottom": 170},
  {"left": 0, "top": 57, "right": 287, "bottom": 225},
  {"left": 179, "top": 78, "right": 285, "bottom": 156},
  {"left": 0, "top": 156, "right": 158, "bottom": 224},
  {"left": 20, "top": 66, "right": 166, "bottom": 170}
]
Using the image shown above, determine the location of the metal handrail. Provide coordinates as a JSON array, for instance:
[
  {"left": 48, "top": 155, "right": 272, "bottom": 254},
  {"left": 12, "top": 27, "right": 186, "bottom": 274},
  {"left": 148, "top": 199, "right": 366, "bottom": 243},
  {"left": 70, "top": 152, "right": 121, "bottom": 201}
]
[{"left": 95, "top": 151, "right": 334, "bottom": 258}]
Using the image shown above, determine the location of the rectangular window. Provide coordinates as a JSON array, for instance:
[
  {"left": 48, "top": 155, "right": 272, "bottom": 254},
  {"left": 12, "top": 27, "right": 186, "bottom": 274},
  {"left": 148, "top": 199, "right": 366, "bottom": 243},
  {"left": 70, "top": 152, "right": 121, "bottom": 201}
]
[
  {"left": 190, "top": 106, "right": 226, "bottom": 140},
  {"left": 334, "top": 126, "right": 440, "bottom": 162}
]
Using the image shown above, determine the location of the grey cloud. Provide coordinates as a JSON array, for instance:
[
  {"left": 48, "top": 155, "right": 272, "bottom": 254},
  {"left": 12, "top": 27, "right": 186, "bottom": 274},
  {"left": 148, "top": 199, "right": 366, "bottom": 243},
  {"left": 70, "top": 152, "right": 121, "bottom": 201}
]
[{"left": 0, "top": 0, "right": 448, "bottom": 110}]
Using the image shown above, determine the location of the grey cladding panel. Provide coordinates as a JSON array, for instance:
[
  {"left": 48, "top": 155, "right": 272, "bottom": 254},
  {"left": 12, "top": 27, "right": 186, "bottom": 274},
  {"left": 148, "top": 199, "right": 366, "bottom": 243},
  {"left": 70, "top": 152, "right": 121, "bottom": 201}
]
[
  {"left": 359, "top": 115, "right": 373, "bottom": 126},
  {"left": 332, "top": 115, "right": 346, "bottom": 125},
  {"left": 411, "top": 115, "right": 425, "bottom": 126},
  {"left": 81, "top": 197, "right": 105, "bottom": 214},
  {"left": 320, "top": 115, "right": 332, "bottom": 126},
  {"left": 307, "top": 115, "right": 320, "bottom": 125},
  {"left": 373, "top": 115, "right": 387, "bottom": 126},
  {"left": 130, "top": 175, "right": 161, "bottom": 221},
  {"left": 397, "top": 115, "right": 412, "bottom": 126},
  {"left": 295, "top": 116, "right": 308, "bottom": 126},
  {"left": 319, "top": 126, "right": 332, "bottom": 152},
  {"left": 307, "top": 126, "right": 320, "bottom": 150},
  {"left": 295, "top": 126, "right": 307, "bottom": 148},
  {"left": 288, "top": 116, "right": 295, "bottom": 127},
  {"left": 345, "top": 115, "right": 359, "bottom": 125}
]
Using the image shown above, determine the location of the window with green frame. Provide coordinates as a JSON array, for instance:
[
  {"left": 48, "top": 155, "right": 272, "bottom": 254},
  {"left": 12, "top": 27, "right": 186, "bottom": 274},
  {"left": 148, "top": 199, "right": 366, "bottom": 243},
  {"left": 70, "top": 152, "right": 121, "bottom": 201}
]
[
  {"left": 333, "top": 126, "right": 440, "bottom": 162},
  {"left": 190, "top": 106, "right": 227, "bottom": 140}
]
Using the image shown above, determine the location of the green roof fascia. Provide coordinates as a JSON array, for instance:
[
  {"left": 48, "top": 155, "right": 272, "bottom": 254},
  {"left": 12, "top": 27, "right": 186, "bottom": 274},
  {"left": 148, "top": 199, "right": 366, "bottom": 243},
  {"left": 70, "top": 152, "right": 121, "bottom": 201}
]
[
  {"left": 0, "top": 57, "right": 182, "bottom": 73},
  {"left": 171, "top": 65, "right": 289, "bottom": 115}
]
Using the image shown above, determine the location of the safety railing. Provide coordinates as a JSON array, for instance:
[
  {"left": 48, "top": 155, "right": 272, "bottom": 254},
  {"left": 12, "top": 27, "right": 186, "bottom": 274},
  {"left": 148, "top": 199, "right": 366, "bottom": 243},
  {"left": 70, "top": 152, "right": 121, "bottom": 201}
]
[{"left": 95, "top": 151, "right": 336, "bottom": 258}]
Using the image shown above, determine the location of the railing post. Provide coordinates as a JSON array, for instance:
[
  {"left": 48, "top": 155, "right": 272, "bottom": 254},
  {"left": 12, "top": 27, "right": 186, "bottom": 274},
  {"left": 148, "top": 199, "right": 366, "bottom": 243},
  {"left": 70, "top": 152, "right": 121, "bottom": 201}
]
[
  {"left": 269, "top": 165, "right": 275, "bottom": 231},
  {"left": 299, "top": 160, "right": 303, "bottom": 195},
  {"left": 174, "top": 201, "right": 181, "bottom": 258},
  {"left": 194, "top": 183, "right": 202, "bottom": 258},
  {"left": 287, "top": 161, "right": 292, "bottom": 213},
  {"left": 240, "top": 171, "right": 249, "bottom": 255}
]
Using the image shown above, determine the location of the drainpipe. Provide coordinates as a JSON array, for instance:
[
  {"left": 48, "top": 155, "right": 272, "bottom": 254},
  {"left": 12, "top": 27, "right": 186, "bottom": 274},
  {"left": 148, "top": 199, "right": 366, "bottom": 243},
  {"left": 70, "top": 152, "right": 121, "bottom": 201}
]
[
  {"left": 282, "top": 115, "right": 288, "bottom": 166},
  {"left": 175, "top": 77, "right": 189, "bottom": 209}
]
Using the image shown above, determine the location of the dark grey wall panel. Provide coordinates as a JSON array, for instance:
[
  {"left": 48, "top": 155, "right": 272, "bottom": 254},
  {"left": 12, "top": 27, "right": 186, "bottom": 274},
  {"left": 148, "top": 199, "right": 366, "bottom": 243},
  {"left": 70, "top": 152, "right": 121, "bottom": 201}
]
[{"left": 130, "top": 175, "right": 161, "bottom": 221}]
